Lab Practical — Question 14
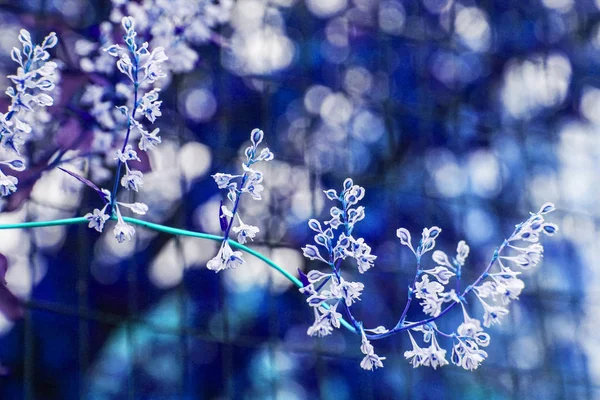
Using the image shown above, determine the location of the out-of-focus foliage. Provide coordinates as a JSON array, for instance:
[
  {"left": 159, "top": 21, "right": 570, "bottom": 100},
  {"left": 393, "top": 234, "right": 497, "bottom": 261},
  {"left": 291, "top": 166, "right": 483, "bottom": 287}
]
[{"left": 0, "top": 0, "right": 594, "bottom": 399}]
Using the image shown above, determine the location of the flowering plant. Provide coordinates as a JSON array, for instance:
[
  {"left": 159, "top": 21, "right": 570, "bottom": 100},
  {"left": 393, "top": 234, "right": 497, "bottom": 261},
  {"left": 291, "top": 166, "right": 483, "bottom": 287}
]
[
  {"left": 0, "top": 29, "right": 58, "bottom": 197},
  {"left": 298, "top": 181, "right": 557, "bottom": 370},
  {"left": 0, "top": 13, "right": 560, "bottom": 376}
]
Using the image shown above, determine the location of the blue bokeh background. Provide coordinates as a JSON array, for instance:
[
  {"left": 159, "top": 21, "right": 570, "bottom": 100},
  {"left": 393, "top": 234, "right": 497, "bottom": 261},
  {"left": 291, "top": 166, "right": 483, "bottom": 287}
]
[{"left": 0, "top": 0, "right": 595, "bottom": 399}]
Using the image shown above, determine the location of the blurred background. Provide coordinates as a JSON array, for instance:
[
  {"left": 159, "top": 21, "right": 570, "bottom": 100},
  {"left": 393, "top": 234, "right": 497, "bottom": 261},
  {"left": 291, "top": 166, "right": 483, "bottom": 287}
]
[{"left": 0, "top": 0, "right": 595, "bottom": 398}]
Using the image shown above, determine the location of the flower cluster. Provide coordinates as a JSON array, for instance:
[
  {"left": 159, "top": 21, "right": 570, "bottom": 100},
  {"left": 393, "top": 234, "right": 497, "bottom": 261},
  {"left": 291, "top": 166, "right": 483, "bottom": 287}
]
[
  {"left": 395, "top": 202, "right": 556, "bottom": 371},
  {"left": 206, "top": 128, "right": 274, "bottom": 272},
  {"left": 77, "top": 16, "right": 167, "bottom": 242},
  {"left": 75, "top": 0, "right": 232, "bottom": 183},
  {"left": 0, "top": 30, "right": 59, "bottom": 197},
  {"left": 299, "top": 179, "right": 558, "bottom": 371},
  {"left": 299, "top": 179, "right": 386, "bottom": 369},
  {"left": 76, "top": 0, "right": 232, "bottom": 79},
  {"left": 108, "top": 0, "right": 233, "bottom": 74}
]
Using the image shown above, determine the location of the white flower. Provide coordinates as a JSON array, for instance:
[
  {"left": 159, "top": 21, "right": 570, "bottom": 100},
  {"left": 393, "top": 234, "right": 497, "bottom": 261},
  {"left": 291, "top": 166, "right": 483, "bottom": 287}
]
[
  {"left": 418, "top": 226, "right": 441, "bottom": 256},
  {"left": 306, "top": 307, "right": 334, "bottom": 337},
  {"left": 138, "top": 91, "right": 162, "bottom": 123},
  {"left": 206, "top": 241, "right": 244, "bottom": 272},
  {"left": 480, "top": 300, "right": 509, "bottom": 328},
  {"left": 302, "top": 244, "right": 327, "bottom": 263},
  {"left": 330, "top": 276, "right": 364, "bottom": 307},
  {"left": 138, "top": 127, "right": 162, "bottom": 151},
  {"left": 212, "top": 173, "right": 236, "bottom": 189},
  {"left": 473, "top": 281, "right": 497, "bottom": 298},
  {"left": 347, "top": 237, "right": 377, "bottom": 273},
  {"left": 457, "top": 306, "right": 483, "bottom": 338},
  {"left": 420, "top": 294, "right": 444, "bottom": 317},
  {"left": 360, "top": 329, "right": 386, "bottom": 370},
  {"left": 456, "top": 240, "right": 470, "bottom": 266},
  {"left": 493, "top": 277, "right": 524, "bottom": 305},
  {"left": 432, "top": 250, "right": 452, "bottom": 268},
  {"left": 117, "top": 201, "right": 148, "bottom": 215},
  {"left": 452, "top": 339, "right": 488, "bottom": 371},
  {"left": 232, "top": 220, "right": 259, "bottom": 244},
  {"left": 307, "top": 302, "right": 342, "bottom": 337},
  {"left": 306, "top": 270, "right": 331, "bottom": 284},
  {"left": 113, "top": 206, "right": 135, "bottom": 243},
  {"left": 121, "top": 169, "right": 144, "bottom": 191},
  {"left": 84, "top": 205, "right": 110, "bottom": 232},
  {"left": 422, "top": 266, "right": 455, "bottom": 285},
  {"left": 242, "top": 165, "right": 264, "bottom": 200},
  {"left": 423, "top": 333, "right": 448, "bottom": 369},
  {"left": 414, "top": 275, "right": 444, "bottom": 299},
  {"left": 404, "top": 331, "right": 427, "bottom": 368},
  {"left": 115, "top": 144, "right": 140, "bottom": 162},
  {"left": 396, "top": 227, "right": 415, "bottom": 254},
  {"left": 504, "top": 243, "right": 544, "bottom": 269},
  {"left": 0, "top": 172, "right": 18, "bottom": 197}
]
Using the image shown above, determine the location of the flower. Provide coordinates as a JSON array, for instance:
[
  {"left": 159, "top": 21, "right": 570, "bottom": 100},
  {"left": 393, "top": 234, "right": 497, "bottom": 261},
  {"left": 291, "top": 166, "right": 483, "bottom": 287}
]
[
  {"left": 493, "top": 276, "right": 525, "bottom": 305},
  {"left": 121, "top": 169, "right": 144, "bottom": 191},
  {"left": 206, "top": 241, "right": 244, "bottom": 272},
  {"left": 456, "top": 240, "right": 470, "bottom": 265},
  {"left": 113, "top": 207, "right": 135, "bottom": 243},
  {"left": 307, "top": 302, "right": 342, "bottom": 337},
  {"left": 242, "top": 167, "right": 264, "bottom": 200},
  {"left": 330, "top": 276, "right": 364, "bottom": 307},
  {"left": 306, "top": 308, "right": 334, "bottom": 337},
  {"left": 422, "top": 266, "right": 455, "bottom": 285},
  {"left": 404, "top": 331, "right": 427, "bottom": 368},
  {"left": 138, "top": 90, "right": 162, "bottom": 123},
  {"left": 457, "top": 306, "right": 483, "bottom": 338},
  {"left": 138, "top": 128, "right": 162, "bottom": 151},
  {"left": 115, "top": 144, "right": 140, "bottom": 162},
  {"left": 346, "top": 237, "right": 377, "bottom": 273},
  {"left": 117, "top": 202, "right": 149, "bottom": 215},
  {"left": 480, "top": 299, "right": 509, "bottom": 328},
  {"left": 360, "top": 329, "right": 386, "bottom": 370},
  {"left": 452, "top": 339, "right": 488, "bottom": 371},
  {"left": 0, "top": 173, "right": 18, "bottom": 197},
  {"left": 212, "top": 173, "right": 236, "bottom": 189},
  {"left": 423, "top": 333, "right": 448, "bottom": 370},
  {"left": 232, "top": 220, "right": 259, "bottom": 244},
  {"left": 84, "top": 206, "right": 110, "bottom": 232},
  {"left": 420, "top": 295, "right": 444, "bottom": 317},
  {"left": 414, "top": 275, "right": 444, "bottom": 299}
]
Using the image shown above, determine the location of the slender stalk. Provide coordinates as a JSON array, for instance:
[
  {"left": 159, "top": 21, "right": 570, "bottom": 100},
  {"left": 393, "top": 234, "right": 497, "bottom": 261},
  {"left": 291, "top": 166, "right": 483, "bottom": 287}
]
[
  {"left": 110, "top": 82, "right": 139, "bottom": 211},
  {"left": 0, "top": 215, "right": 359, "bottom": 335},
  {"left": 0, "top": 215, "right": 520, "bottom": 341}
]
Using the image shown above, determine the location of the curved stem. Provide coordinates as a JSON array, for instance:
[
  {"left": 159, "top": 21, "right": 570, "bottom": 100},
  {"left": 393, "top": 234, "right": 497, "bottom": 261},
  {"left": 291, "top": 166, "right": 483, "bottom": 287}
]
[{"left": 0, "top": 215, "right": 357, "bottom": 333}]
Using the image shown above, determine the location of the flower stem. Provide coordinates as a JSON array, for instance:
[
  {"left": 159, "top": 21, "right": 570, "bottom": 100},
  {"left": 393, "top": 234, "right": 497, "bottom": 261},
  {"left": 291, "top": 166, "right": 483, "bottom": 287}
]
[
  {"left": 110, "top": 74, "right": 139, "bottom": 212},
  {"left": 0, "top": 215, "right": 358, "bottom": 334}
]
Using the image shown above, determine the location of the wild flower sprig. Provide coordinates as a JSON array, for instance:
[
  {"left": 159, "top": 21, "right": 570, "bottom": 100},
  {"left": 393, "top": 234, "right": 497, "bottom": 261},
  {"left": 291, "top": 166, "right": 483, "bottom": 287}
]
[
  {"left": 0, "top": 30, "right": 58, "bottom": 197},
  {"left": 299, "top": 179, "right": 386, "bottom": 369},
  {"left": 300, "top": 180, "right": 558, "bottom": 371},
  {"left": 108, "top": 0, "right": 233, "bottom": 74},
  {"left": 76, "top": 16, "right": 167, "bottom": 242},
  {"left": 206, "top": 128, "right": 274, "bottom": 272}
]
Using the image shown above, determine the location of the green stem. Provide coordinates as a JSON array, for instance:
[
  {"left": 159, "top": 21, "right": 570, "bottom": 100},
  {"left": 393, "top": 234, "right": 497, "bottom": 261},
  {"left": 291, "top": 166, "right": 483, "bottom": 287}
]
[{"left": 0, "top": 216, "right": 357, "bottom": 333}]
